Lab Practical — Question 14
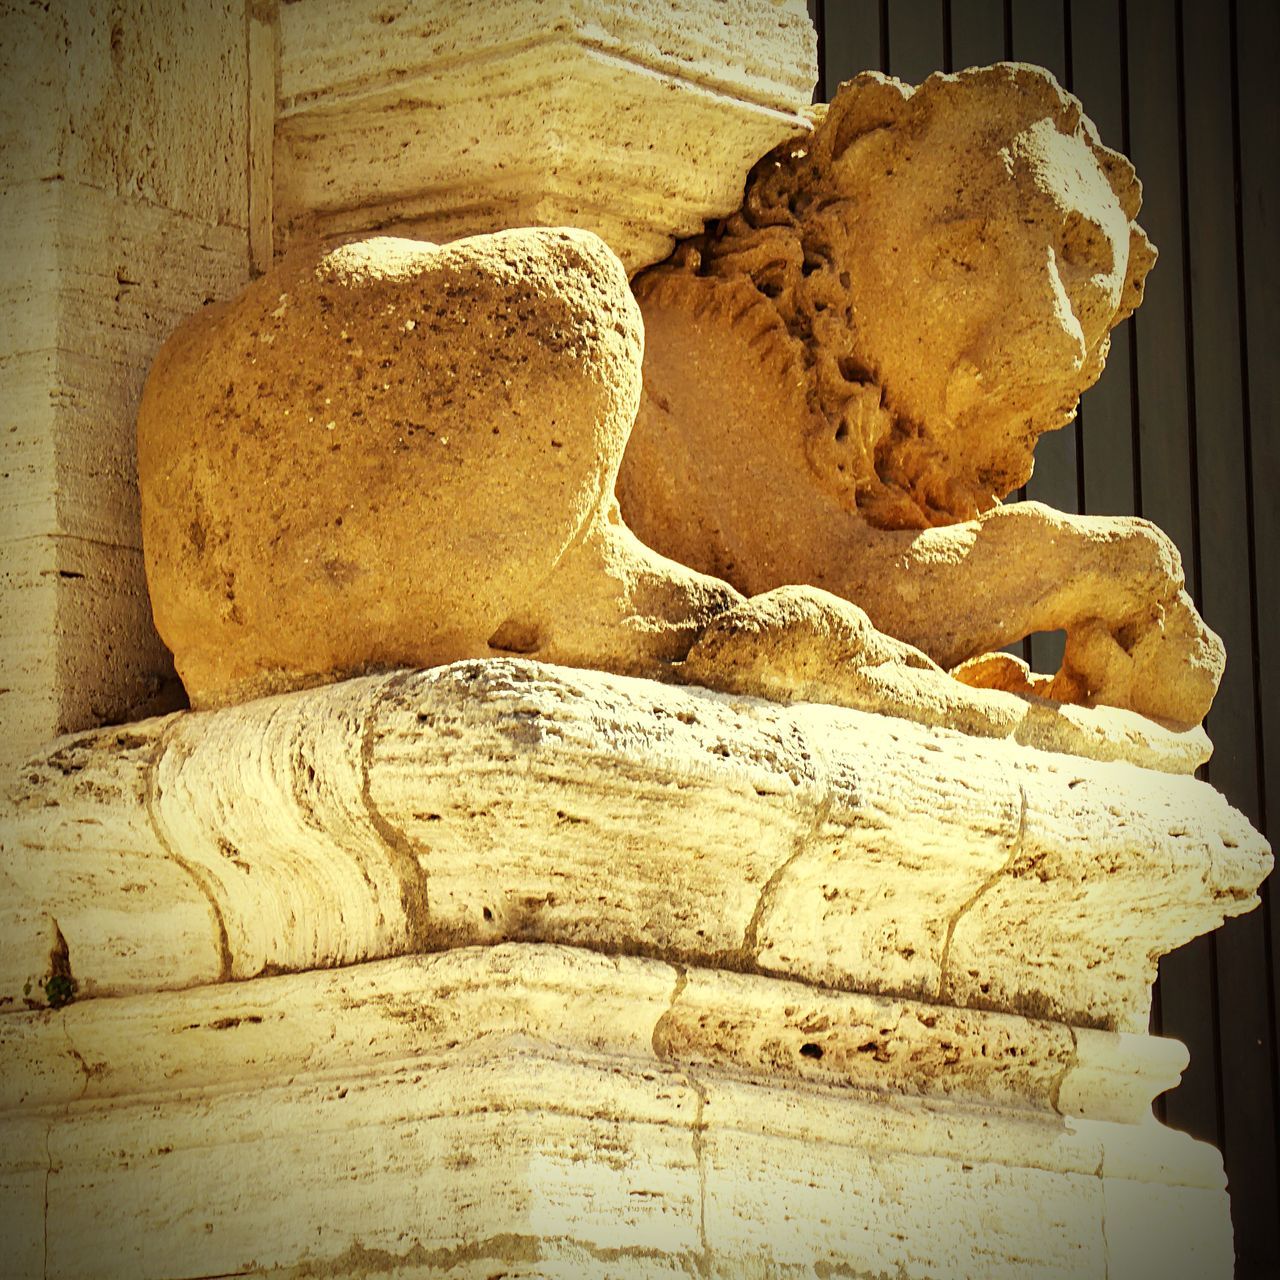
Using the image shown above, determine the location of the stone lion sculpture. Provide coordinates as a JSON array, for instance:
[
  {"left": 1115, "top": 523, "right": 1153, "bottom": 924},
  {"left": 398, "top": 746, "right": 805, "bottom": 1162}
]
[
  {"left": 618, "top": 64, "right": 1221, "bottom": 728},
  {"left": 137, "top": 63, "right": 1218, "bottom": 766}
]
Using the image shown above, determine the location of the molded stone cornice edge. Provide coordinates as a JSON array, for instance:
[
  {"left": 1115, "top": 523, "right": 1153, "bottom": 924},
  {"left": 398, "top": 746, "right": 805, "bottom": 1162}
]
[
  {"left": 1, "top": 659, "right": 1268, "bottom": 1032},
  {"left": 0, "top": 944, "right": 1188, "bottom": 1126},
  {"left": 271, "top": 0, "right": 818, "bottom": 269}
]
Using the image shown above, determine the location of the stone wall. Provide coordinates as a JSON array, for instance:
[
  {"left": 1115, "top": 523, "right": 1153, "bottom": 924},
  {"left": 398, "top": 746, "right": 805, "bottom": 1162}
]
[{"left": 0, "top": 0, "right": 273, "bottom": 772}]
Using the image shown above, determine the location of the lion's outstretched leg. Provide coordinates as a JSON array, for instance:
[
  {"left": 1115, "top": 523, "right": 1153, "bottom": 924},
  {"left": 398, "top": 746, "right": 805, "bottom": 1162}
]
[
  {"left": 622, "top": 269, "right": 1220, "bottom": 729},
  {"left": 841, "top": 501, "right": 1223, "bottom": 728}
]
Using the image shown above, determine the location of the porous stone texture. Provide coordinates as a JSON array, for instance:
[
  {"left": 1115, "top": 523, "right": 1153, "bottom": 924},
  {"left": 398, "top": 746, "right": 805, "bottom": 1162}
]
[
  {"left": 0, "top": 0, "right": 270, "bottom": 774},
  {"left": 618, "top": 64, "right": 1222, "bottom": 728},
  {"left": 138, "top": 225, "right": 1221, "bottom": 764},
  {"left": 4, "top": 8, "right": 1271, "bottom": 1280},
  {"left": 3, "top": 661, "right": 1267, "bottom": 1034},
  {"left": 0, "top": 945, "right": 1236, "bottom": 1279},
  {"left": 682, "top": 584, "right": 1213, "bottom": 773},
  {"left": 137, "top": 228, "right": 736, "bottom": 709},
  {"left": 273, "top": 0, "right": 817, "bottom": 273}
]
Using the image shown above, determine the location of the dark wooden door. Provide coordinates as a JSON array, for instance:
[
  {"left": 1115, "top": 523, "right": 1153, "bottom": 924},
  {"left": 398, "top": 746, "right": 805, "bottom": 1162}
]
[{"left": 807, "top": 1, "right": 1279, "bottom": 1274}]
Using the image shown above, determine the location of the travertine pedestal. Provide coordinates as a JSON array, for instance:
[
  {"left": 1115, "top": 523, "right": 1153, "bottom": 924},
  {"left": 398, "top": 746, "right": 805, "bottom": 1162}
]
[
  {"left": 2, "top": 4, "right": 1272, "bottom": 1277},
  {"left": 0, "top": 660, "right": 1269, "bottom": 1277},
  {"left": 0, "top": 946, "right": 1235, "bottom": 1279}
]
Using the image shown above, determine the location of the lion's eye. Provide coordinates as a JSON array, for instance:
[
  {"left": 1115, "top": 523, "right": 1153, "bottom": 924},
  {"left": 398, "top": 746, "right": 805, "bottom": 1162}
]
[{"left": 1059, "top": 210, "right": 1114, "bottom": 275}]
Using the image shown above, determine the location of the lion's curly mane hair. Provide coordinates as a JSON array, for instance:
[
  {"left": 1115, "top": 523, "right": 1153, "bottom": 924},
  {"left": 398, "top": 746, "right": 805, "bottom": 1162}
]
[{"left": 653, "top": 64, "right": 1155, "bottom": 530}]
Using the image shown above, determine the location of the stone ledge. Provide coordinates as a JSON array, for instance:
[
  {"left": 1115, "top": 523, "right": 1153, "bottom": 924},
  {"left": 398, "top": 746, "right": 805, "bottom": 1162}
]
[
  {"left": 2, "top": 659, "right": 1268, "bottom": 1032},
  {"left": 0, "top": 945, "right": 1232, "bottom": 1280},
  {"left": 0, "top": 944, "right": 1186, "bottom": 1126},
  {"left": 276, "top": 0, "right": 818, "bottom": 113}
]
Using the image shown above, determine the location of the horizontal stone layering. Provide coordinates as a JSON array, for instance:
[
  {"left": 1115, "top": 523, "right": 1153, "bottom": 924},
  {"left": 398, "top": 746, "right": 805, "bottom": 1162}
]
[
  {"left": 0, "top": 944, "right": 1233, "bottom": 1280},
  {"left": 0, "top": 0, "right": 271, "bottom": 773},
  {"left": 272, "top": 0, "right": 817, "bottom": 270},
  {"left": 2, "top": 659, "right": 1268, "bottom": 1032},
  {"left": 0, "top": 944, "right": 1187, "bottom": 1125}
]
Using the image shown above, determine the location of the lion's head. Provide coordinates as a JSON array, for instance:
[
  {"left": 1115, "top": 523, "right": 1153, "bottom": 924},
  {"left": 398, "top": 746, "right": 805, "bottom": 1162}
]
[{"left": 668, "top": 63, "right": 1155, "bottom": 530}]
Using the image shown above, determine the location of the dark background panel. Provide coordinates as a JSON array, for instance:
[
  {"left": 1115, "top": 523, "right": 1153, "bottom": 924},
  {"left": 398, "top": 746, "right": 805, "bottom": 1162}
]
[
  {"left": 1236, "top": 0, "right": 1280, "bottom": 1119},
  {"left": 1181, "top": 1, "right": 1277, "bottom": 1268},
  {"left": 810, "top": 2, "right": 1278, "bottom": 1275},
  {"left": 820, "top": 0, "right": 884, "bottom": 86},
  {"left": 884, "top": 0, "right": 946, "bottom": 83},
  {"left": 947, "top": 0, "right": 1006, "bottom": 68}
]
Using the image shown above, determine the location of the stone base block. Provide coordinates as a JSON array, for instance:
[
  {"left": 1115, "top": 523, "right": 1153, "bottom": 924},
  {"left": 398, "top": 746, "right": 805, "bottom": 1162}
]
[
  {"left": 3, "top": 661, "right": 1267, "bottom": 1034},
  {"left": 273, "top": 0, "right": 817, "bottom": 272},
  {"left": 0, "top": 945, "right": 1233, "bottom": 1279}
]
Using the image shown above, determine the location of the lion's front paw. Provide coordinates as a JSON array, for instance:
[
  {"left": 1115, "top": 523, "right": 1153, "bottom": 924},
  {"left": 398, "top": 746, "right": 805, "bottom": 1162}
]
[{"left": 1061, "top": 589, "right": 1224, "bottom": 727}]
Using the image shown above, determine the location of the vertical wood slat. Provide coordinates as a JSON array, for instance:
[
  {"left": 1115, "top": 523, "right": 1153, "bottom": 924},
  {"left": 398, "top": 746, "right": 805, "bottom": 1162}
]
[
  {"left": 1181, "top": 1, "right": 1278, "bottom": 1269},
  {"left": 947, "top": 0, "right": 1005, "bottom": 67},
  {"left": 821, "top": 0, "right": 883, "bottom": 86},
  {"left": 811, "top": 2, "right": 1278, "bottom": 1272},
  {"left": 1233, "top": 0, "right": 1280, "bottom": 1271},
  {"left": 1123, "top": 0, "right": 1226, "bottom": 1167},
  {"left": 1007, "top": 0, "right": 1074, "bottom": 677},
  {"left": 883, "top": 0, "right": 946, "bottom": 84}
]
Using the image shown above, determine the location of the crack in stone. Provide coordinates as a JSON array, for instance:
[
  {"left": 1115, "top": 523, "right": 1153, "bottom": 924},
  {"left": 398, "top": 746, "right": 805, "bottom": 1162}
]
[
  {"left": 741, "top": 729, "right": 834, "bottom": 963},
  {"left": 60, "top": 1013, "right": 93, "bottom": 1103},
  {"left": 1098, "top": 1142, "right": 1110, "bottom": 1280},
  {"left": 685, "top": 1068, "right": 712, "bottom": 1277},
  {"left": 362, "top": 671, "right": 433, "bottom": 953},
  {"left": 651, "top": 963, "right": 689, "bottom": 1061},
  {"left": 643, "top": 956, "right": 712, "bottom": 1268},
  {"left": 41, "top": 1117, "right": 52, "bottom": 1280},
  {"left": 1048, "top": 1024, "right": 1079, "bottom": 1116},
  {"left": 42, "top": 1010, "right": 91, "bottom": 1280},
  {"left": 936, "top": 783, "right": 1028, "bottom": 1005},
  {"left": 144, "top": 716, "right": 234, "bottom": 981}
]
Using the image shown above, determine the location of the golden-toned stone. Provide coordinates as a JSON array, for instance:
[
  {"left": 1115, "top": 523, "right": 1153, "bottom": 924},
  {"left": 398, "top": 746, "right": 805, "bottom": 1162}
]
[
  {"left": 3, "top": 660, "right": 1268, "bottom": 1029},
  {"left": 272, "top": 0, "right": 818, "bottom": 272},
  {"left": 619, "top": 64, "right": 1221, "bottom": 728},
  {"left": 138, "top": 227, "right": 734, "bottom": 708}
]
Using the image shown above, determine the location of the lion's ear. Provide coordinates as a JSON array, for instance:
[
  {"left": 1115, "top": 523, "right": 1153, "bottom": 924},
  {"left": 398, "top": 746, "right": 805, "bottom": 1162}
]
[{"left": 820, "top": 73, "right": 913, "bottom": 166}]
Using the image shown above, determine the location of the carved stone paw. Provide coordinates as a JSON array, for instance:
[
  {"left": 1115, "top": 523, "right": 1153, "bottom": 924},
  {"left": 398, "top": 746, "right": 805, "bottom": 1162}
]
[{"left": 1060, "top": 590, "right": 1224, "bottom": 728}]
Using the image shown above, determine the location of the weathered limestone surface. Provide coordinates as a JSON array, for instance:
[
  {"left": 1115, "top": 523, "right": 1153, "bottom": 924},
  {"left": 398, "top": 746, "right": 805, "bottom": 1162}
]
[
  {"left": 619, "top": 65, "right": 1221, "bottom": 728},
  {"left": 0, "top": 0, "right": 251, "bottom": 222},
  {"left": 681, "top": 584, "right": 1212, "bottom": 773},
  {"left": 137, "top": 228, "right": 739, "bottom": 709},
  {"left": 273, "top": 0, "right": 817, "bottom": 272},
  {"left": 0, "top": 945, "right": 1187, "bottom": 1126},
  {"left": 137, "top": 225, "right": 1221, "bottom": 771},
  {"left": 0, "top": 0, "right": 270, "bottom": 773},
  {"left": 3, "top": 660, "right": 1267, "bottom": 1033},
  {"left": 4, "top": 8, "right": 1270, "bottom": 1277},
  {"left": 1, "top": 184, "right": 248, "bottom": 746},
  {"left": 0, "top": 945, "right": 1234, "bottom": 1279}
]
